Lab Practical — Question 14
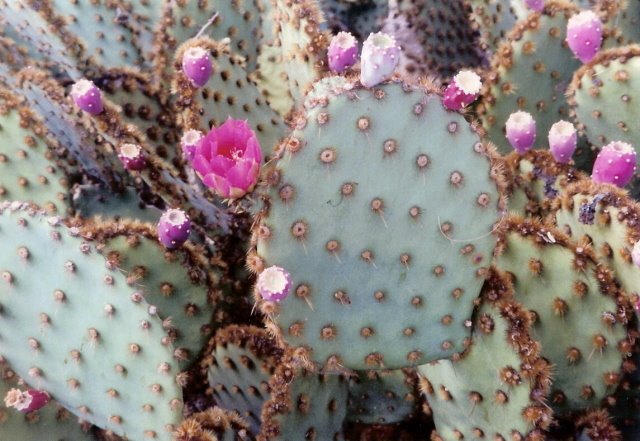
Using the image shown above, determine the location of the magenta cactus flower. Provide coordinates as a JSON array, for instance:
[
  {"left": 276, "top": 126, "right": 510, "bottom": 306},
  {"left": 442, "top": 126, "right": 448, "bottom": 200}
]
[
  {"left": 328, "top": 32, "right": 359, "bottom": 73},
  {"left": 442, "top": 70, "right": 482, "bottom": 111},
  {"left": 118, "top": 143, "right": 146, "bottom": 171},
  {"left": 257, "top": 266, "right": 292, "bottom": 302},
  {"left": 192, "top": 117, "right": 262, "bottom": 199},
  {"left": 591, "top": 141, "right": 637, "bottom": 187},
  {"left": 180, "top": 129, "right": 204, "bottom": 162},
  {"left": 505, "top": 111, "right": 537, "bottom": 154},
  {"left": 566, "top": 10, "right": 603, "bottom": 64},
  {"left": 632, "top": 240, "right": 640, "bottom": 269},
  {"left": 157, "top": 208, "right": 191, "bottom": 249},
  {"left": 548, "top": 120, "right": 577, "bottom": 163},
  {"left": 4, "top": 388, "right": 50, "bottom": 413},
  {"left": 182, "top": 47, "right": 213, "bottom": 88},
  {"left": 360, "top": 32, "right": 401, "bottom": 88},
  {"left": 524, "top": 0, "right": 544, "bottom": 12},
  {"left": 70, "top": 79, "right": 103, "bottom": 115}
]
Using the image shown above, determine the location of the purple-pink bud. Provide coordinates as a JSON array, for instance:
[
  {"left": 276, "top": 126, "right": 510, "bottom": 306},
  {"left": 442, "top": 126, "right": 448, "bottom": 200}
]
[
  {"left": 192, "top": 117, "right": 262, "bottom": 199},
  {"left": 70, "top": 79, "right": 104, "bottom": 115},
  {"left": 524, "top": 0, "right": 544, "bottom": 12},
  {"left": 591, "top": 141, "right": 637, "bottom": 187},
  {"left": 506, "top": 111, "right": 537, "bottom": 154},
  {"left": 118, "top": 143, "right": 146, "bottom": 171},
  {"left": 548, "top": 120, "right": 577, "bottom": 163},
  {"left": 257, "top": 266, "right": 292, "bottom": 302},
  {"left": 182, "top": 47, "right": 213, "bottom": 88},
  {"left": 632, "top": 241, "right": 640, "bottom": 269},
  {"left": 180, "top": 129, "right": 204, "bottom": 162},
  {"left": 442, "top": 70, "right": 482, "bottom": 111},
  {"left": 360, "top": 32, "right": 401, "bottom": 88},
  {"left": 328, "top": 32, "right": 359, "bottom": 73},
  {"left": 157, "top": 208, "right": 191, "bottom": 249},
  {"left": 4, "top": 388, "right": 50, "bottom": 413},
  {"left": 566, "top": 10, "right": 603, "bottom": 64}
]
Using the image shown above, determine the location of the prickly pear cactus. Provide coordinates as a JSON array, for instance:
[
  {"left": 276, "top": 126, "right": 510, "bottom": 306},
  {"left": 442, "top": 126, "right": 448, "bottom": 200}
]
[
  {"left": 0, "top": 203, "right": 184, "bottom": 441},
  {"left": 253, "top": 80, "right": 504, "bottom": 370}
]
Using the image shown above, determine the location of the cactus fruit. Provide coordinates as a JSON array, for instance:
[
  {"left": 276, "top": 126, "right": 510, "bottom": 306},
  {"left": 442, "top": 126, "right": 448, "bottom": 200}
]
[
  {"left": 506, "top": 111, "right": 537, "bottom": 154},
  {"left": 158, "top": 208, "right": 191, "bottom": 249},
  {"left": 182, "top": 47, "right": 214, "bottom": 88},
  {"left": 442, "top": 70, "right": 482, "bottom": 111},
  {"left": 549, "top": 120, "right": 578, "bottom": 163},
  {"left": 360, "top": 32, "right": 401, "bottom": 87},
  {"left": 591, "top": 141, "right": 637, "bottom": 187},
  {"left": 566, "top": 10, "right": 603, "bottom": 64},
  {"left": 328, "top": 32, "right": 359, "bottom": 73},
  {"left": 70, "top": 79, "right": 104, "bottom": 116},
  {"left": 118, "top": 143, "right": 146, "bottom": 172},
  {"left": 181, "top": 129, "right": 204, "bottom": 163},
  {"left": 525, "top": 0, "right": 545, "bottom": 12},
  {"left": 257, "top": 266, "right": 292, "bottom": 302},
  {"left": 252, "top": 80, "right": 504, "bottom": 370}
]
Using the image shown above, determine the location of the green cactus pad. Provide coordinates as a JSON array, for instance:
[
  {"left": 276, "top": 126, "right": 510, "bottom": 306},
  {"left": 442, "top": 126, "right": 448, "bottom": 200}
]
[
  {"left": 173, "top": 37, "right": 285, "bottom": 158},
  {"left": 270, "top": 0, "right": 328, "bottom": 104},
  {"left": 495, "top": 216, "right": 631, "bottom": 414},
  {"left": 419, "top": 278, "right": 551, "bottom": 441},
  {"left": 202, "top": 325, "right": 284, "bottom": 435},
  {"left": 0, "top": 360, "right": 95, "bottom": 441},
  {"left": 81, "top": 220, "right": 223, "bottom": 364},
  {"left": 0, "top": 203, "right": 184, "bottom": 441},
  {"left": 553, "top": 181, "right": 640, "bottom": 310},
  {"left": 71, "top": 185, "right": 161, "bottom": 224},
  {"left": 174, "top": 407, "right": 254, "bottom": 441},
  {"left": 258, "top": 356, "right": 349, "bottom": 441},
  {"left": 479, "top": 1, "right": 582, "bottom": 154},
  {"left": 347, "top": 368, "right": 419, "bottom": 424},
  {"left": 0, "top": 0, "right": 81, "bottom": 76},
  {"left": 252, "top": 45, "right": 295, "bottom": 118},
  {"left": 253, "top": 80, "right": 504, "bottom": 370},
  {"left": 0, "top": 89, "right": 70, "bottom": 214},
  {"left": 467, "top": 0, "right": 519, "bottom": 52},
  {"left": 567, "top": 45, "right": 640, "bottom": 177}
]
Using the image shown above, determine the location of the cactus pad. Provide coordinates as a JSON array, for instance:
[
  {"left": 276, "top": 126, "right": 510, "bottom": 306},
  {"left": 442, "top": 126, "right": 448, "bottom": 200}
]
[{"left": 253, "top": 80, "right": 504, "bottom": 370}]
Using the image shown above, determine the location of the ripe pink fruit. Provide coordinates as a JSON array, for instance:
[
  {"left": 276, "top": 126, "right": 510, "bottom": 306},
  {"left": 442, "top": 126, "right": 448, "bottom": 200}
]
[
  {"left": 4, "top": 388, "right": 50, "bottom": 413},
  {"left": 157, "top": 208, "right": 191, "bottom": 249},
  {"left": 328, "top": 32, "right": 359, "bottom": 73},
  {"left": 70, "top": 79, "right": 104, "bottom": 115},
  {"left": 566, "top": 10, "right": 603, "bottom": 63},
  {"left": 118, "top": 143, "right": 146, "bottom": 171},
  {"left": 525, "top": 0, "right": 544, "bottom": 12},
  {"left": 182, "top": 47, "right": 213, "bottom": 87},
  {"left": 591, "top": 141, "right": 637, "bottom": 187},
  {"left": 506, "top": 111, "right": 537, "bottom": 154},
  {"left": 548, "top": 120, "right": 577, "bottom": 163},
  {"left": 442, "top": 70, "right": 482, "bottom": 111}
]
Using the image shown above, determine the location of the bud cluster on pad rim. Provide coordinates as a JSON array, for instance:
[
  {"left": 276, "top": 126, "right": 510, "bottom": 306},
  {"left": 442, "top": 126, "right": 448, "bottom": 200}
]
[{"left": 251, "top": 80, "right": 505, "bottom": 370}]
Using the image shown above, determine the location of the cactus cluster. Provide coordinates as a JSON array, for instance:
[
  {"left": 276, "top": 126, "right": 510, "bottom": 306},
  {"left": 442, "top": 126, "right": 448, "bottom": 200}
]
[{"left": 1, "top": 1, "right": 640, "bottom": 440}]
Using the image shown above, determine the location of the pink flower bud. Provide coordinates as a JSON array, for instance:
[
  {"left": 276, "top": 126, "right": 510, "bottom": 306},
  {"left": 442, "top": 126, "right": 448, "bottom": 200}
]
[
  {"left": 118, "top": 143, "right": 146, "bottom": 171},
  {"left": 548, "top": 120, "right": 577, "bottom": 163},
  {"left": 4, "top": 388, "right": 50, "bottom": 413},
  {"left": 591, "top": 141, "right": 637, "bottom": 187},
  {"left": 506, "top": 111, "right": 537, "bottom": 154},
  {"left": 442, "top": 70, "right": 482, "bottom": 111},
  {"left": 182, "top": 47, "right": 213, "bottom": 88},
  {"left": 70, "top": 79, "right": 103, "bottom": 115},
  {"left": 192, "top": 117, "right": 262, "bottom": 199},
  {"left": 257, "top": 266, "right": 292, "bottom": 302},
  {"left": 157, "top": 208, "right": 191, "bottom": 249},
  {"left": 525, "top": 0, "right": 544, "bottom": 12},
  {"left": 360, "top": 32, "right": 401, "bottom": 88},
  {"left": 566, "top": 10, "right": 603, "bottom": 64},
  {"left": 328, "top": 32, "right": 359, "bottom": 73},
  {"left": 181, "top": 129, "right": 204, "bottom": 162},
  {"left": 632, "top": 240, "right": 640, "bottom": 269}
]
